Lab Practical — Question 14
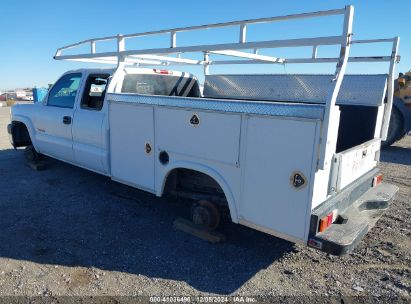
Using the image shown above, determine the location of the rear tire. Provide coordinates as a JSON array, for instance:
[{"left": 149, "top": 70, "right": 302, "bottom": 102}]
[
  {"left": 24, "top": 145, "right": 40, "bottom": 162},
  {"left": 382, "top": 105, "right": 404, "bottom": 147}
]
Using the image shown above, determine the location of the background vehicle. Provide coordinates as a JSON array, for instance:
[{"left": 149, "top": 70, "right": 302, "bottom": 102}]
[
  {"left": 7, "top": 6, "right": 400, "bottom": 255},
  {"left": 0, "top": 92, "right": 17, "bottom": 101},
  {"left": 383, "top": 71, "right": 411, "bottom": 147}
]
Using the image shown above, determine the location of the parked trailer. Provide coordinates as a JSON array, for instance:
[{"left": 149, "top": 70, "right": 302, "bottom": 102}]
[{"left": 8, "top": 6, "right": 399, "bottom": 255}]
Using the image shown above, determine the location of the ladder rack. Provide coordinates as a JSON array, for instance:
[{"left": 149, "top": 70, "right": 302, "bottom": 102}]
[
  {"left": 55, "top": 6, "right": 396, "bottom": 69},
  {"left": 54, "top": 6, "right": 400, "bottom": 171}
]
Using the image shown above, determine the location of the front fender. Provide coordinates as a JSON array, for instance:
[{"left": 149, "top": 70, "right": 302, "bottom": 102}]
[
  {"left": 158, "top": 161, "right": 239, "bottom": 223},
  {"left": 11, "top": 114, "right": 38, "bottom": 151}
]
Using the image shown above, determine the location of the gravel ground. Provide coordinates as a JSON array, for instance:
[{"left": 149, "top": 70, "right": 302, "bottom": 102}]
[{"left": 0, "top": 107, "right": 409, "bottom": 302}]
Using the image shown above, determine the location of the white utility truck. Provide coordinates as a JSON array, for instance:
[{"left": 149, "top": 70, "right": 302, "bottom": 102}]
[{"left": 8, "top": 6, "right": 400, "bottom": 255}]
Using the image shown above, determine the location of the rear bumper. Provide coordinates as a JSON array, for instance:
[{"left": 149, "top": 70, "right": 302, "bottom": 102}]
[{"left": 308, "top": 179, "right": 398, "bottom": 256}]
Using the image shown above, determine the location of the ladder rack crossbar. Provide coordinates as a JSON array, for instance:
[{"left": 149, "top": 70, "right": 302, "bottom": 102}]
[
  {"left": 56, "top": 36, "right": 342, "bottom": 62},
  {"left": 59, "top": 42, "right": 395, "bottom": 66},
  {"left": 56, "top": 8, "right": 345, "bottom": 53}
]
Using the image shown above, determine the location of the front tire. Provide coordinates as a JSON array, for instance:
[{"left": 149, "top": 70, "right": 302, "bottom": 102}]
[{"left": 24, "top": 145, "right": 40, "bottom": 162}]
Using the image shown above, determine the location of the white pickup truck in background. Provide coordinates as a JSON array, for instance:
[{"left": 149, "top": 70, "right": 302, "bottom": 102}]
[{"left": 7, "top": 6, "right": 400, "bottom": 255}]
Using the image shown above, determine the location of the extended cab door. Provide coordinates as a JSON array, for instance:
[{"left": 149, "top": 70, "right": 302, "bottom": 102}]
[
  {"left": 33, "top": 73, "right": 82, "bottom": 163},
  {"left": 72, "top": 74, "right": 110, "bottom": 174}
]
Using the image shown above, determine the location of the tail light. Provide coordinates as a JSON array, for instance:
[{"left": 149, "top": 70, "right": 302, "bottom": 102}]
[
  {"left": 318, "top": 210, "right": 337, "bottom": 233},
  {"left": 153, "top": 69, "right": 173, "bottom": 75},
  {"left": 373, "top": 174, "right": 383, "bottom": 187}
]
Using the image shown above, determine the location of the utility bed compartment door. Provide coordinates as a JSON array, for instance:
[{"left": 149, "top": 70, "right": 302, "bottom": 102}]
[
  {"left": 331, "top": 138, "right": 380, "bottom": 192},
  {"left": 109, "top": 102, "right": 155, "bottom": 192},
  {"left": 241, "top": 116, "right": 319, "bottom": 241},
  {"left": 155, "top": 108, "right": 241, "bottom": 165}
]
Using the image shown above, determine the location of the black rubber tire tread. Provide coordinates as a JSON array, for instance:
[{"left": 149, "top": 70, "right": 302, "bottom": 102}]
[
  {"left": 24, "top": 145, "right": 39, "bottom": 162},
  {"left": 382, "top": 105, "right": 405, "bottom": 147}
]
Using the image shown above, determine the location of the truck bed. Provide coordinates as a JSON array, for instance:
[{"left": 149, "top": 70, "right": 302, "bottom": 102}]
[{"left": 107, "top": 92, "right": 322, "bottom": 243}]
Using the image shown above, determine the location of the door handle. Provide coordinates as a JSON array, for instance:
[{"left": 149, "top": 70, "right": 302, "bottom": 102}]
[{"left": 63, "top": 116, "right": 72, "bottom": 125}]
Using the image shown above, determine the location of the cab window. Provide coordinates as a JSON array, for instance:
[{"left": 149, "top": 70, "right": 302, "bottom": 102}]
[
  {"left": 81, "top": 74, "right": 109, "bottom": 111},
  {"left": 47, "top": 73, "right": 82, "bottom": 108},
  {"left": 121, "top": 74, "right": 200, "bottom": 97}
]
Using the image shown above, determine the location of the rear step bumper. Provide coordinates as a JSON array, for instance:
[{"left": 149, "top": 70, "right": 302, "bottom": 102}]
[{"left": 308, "top": 182, "right": 398, "bottom": 256}]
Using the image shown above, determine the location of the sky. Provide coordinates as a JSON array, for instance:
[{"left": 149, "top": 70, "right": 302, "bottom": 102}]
[{"left": 0, "top": 0, "right": 410, "bottom": 91}]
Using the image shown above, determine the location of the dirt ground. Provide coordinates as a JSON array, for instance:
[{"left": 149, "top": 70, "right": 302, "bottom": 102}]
[{"left": 0, "top": 107, "right": 410, "bottom": 302}]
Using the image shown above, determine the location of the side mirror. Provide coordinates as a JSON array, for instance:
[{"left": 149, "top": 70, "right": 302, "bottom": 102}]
[{"left": 42, "top": 93, "right": 49, "bottom": 105}]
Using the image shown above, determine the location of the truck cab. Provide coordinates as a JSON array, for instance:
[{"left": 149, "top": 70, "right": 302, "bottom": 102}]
[
  {"left": 10, "top": 69, "right": 113, "bottom": 174},
  {"left": 9, "top": 68, "right": 200, "bottom": 175}
]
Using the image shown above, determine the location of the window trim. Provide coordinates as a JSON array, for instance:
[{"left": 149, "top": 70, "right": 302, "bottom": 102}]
[{"left": 80, "top": 74, "right": 110, "bottom": 111}]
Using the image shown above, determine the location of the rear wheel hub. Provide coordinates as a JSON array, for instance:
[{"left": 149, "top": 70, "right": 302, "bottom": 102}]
[{"left": 191, "top": 200, "right": 221, "bottom": 230}]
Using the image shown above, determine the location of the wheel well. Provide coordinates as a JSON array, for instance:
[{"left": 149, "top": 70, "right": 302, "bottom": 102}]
[
  {"left": 163, "top": 168, "right": 229, "bottom": 208},
  {"left": 11, "top": 121, "right": 32, "bottom": 147}
]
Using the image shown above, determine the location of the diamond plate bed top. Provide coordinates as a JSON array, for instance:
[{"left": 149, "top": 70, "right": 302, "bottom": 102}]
[
  {"left": 106, "top": 93, "right": 324, "bottom": 120},
  {"left": 203, "top": 74, "right": 388, "bottom": 107}
]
